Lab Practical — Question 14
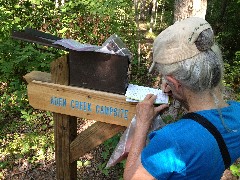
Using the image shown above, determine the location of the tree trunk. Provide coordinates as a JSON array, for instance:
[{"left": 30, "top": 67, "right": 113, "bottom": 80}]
[
  {"left": 160, "top": 1, "right": 165, "bottom": 25},
  {"left": 149, "top": 0, "right": 157, "bottom": 33},
  {"left": 140, "top": 0, "right": 147, "bottom": 20},
  {"left": 154, "top": 0, "right": 159, "bottom": 26},
  {"left": 55, "top": 0, "right": 65, "bottom": 8},
  {"left": 55, "top": 0, "right": 59, "bottom": 8},
  {"left": 174, "top": 0, "right": 207, "bottom": 22},
  {"left": 134, "top": 0, "right": 141, "bottom": 66},
  {"left": 61, "top": 0, "right": 65, "bottom": 6}
]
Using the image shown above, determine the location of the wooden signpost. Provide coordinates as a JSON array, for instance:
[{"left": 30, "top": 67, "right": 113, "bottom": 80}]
[
  {"left": 24, "top": 55, "right": 136, "bottom": 179},
  {"left": 27, "top": 80, "right": 135, "bottom": 127}
]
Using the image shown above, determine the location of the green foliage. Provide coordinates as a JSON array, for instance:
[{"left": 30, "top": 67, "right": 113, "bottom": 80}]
[
  {"left": 102, "top": 133, "right": 122, "bottom": 161},
  {"left": 224, "top": 51, "right": 240, "bottom": 100},
  {"left": 207, "top": 0, "right": 240, "bottom": 63},
  {"left": 97, "top": 162, "right": 109, "bottom": 176},
  {"left": 98, "top": 133, "right": 125, "bottom": 178},
  {"left": 230, "top": 163, "right": 240, "bottom": 177},
  {"left": 0, "top": 109, "right": 54, "bottom": 176},
  {"left": 0, "top": 40, "right": 57, "bottom": 82}
]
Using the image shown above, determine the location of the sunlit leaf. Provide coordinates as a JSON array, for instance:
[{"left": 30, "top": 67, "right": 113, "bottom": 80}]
[
  {"left": 14, "top": 5, "right": 21, "bottom": 9},
  {"left": 14, "top": 17, "right": 21, "bottom": 23},
  {"left": 59, "top": 27, "right": 68, "bottom": 33}
]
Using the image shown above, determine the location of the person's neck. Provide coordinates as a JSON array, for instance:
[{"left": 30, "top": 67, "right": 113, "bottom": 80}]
[{"left": 184, "top": 87, "right": 229, "bottom": 112}]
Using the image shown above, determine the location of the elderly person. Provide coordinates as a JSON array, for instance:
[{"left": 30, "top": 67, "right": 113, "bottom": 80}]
[{"left": 123, "top": 17, "right": 240, "bottom": 180}]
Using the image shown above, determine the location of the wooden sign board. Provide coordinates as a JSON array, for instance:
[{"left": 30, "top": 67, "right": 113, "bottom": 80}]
[{"left": 27, "top": 80, "right": 136, "bottom": 127}]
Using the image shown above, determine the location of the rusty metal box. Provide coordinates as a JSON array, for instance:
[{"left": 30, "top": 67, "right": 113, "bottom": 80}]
[{"left": 68, "top": 50, "right": 129, "bottom": 94}]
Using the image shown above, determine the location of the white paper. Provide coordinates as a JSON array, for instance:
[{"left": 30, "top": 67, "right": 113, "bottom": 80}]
[{"left": 125, "top": 84, "right": 169, "bottom": 104}]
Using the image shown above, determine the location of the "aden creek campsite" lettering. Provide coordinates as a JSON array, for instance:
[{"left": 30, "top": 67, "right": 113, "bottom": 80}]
[{"left": 50, "top": 96, "right": 129, "bottom": 120}]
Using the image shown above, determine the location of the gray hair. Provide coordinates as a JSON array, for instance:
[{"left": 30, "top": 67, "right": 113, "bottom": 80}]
[
  {"left": 156, "top": 29, "right": 224, "bottom": 92},
  {"left": 157, "top": 29, "right": 235, "bottom": 132}
]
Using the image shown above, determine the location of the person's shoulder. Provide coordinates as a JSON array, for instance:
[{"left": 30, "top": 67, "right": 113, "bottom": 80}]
[
  {"left": 157, "top": 118, "right": 199, "bottom": 135},
  {"left": 165, "top": 118, "right": 196, "bottom": 128},
  {"left": 221, "top": 100, "right": 240, "bottom": 115},
  {"left": 227, "top": 100, "right": 240, "bottom": 107}
]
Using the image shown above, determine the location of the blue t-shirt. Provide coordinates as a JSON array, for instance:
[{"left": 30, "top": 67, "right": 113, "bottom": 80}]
[{"left": 141, "top": 101, "right": 240, "bottom": 180}]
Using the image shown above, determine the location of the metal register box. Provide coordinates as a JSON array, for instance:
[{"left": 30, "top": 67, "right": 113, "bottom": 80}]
[{"left": 68, "top": 50, "right": 129, "bottom": 94}]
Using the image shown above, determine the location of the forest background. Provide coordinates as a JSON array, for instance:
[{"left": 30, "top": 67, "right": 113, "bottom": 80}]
[{"left": 0, "top": 0, "right": 240, "bottom": 179}]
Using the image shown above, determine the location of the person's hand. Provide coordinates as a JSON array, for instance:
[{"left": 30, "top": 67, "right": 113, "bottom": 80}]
[{"left": 136, "top": 94, "right": 169, "bottom": 129}]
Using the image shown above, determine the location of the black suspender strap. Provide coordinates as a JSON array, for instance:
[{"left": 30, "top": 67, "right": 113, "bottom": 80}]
[{"left": 182, "top": 112, "right": 231, "bottom": 169}]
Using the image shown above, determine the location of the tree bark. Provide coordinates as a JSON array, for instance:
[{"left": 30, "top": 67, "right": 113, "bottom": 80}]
[
  {"left": 160, "top": 1, "right": 165, "bottom": 25},
  {"left": 154, "top": 0, "right": 158, "bottom": 26},
  {"left": 174, "top": 0, "right": 207, "bottom": 22},
  {"left": 134, "top": 0, "right": 141, "bottom": 66},
  {"left": 140, "top": 0, "right": 147, "bottom": 20},
  {"left": 55, "top": 0, "right": 59, "bottom": 8},
  {"left": 61, "top": 0, "right": 65, "bottom": 6},
  {"left": 149, "top": 0, "right": 157, "bottom": 33}
]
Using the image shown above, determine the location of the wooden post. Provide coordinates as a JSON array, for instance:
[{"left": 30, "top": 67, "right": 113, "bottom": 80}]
[
  {"left": 51, "top": 56, "right": 78, "bottom": 179},
  {"left": 70, "top": 122, "right": 125, "bottom": 162}
]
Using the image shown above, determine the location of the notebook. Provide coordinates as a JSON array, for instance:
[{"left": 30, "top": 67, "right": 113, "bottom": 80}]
[{"left": 125, "top": 84, "right": 169, "bottom": 104}]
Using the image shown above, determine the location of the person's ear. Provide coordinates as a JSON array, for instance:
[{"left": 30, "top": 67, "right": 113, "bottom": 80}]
[{"left": 165, "top": 75, "right": 182, "bottom": 92}]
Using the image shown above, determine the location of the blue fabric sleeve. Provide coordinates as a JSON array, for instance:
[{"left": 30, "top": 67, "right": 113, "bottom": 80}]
[{"left": 141, "top": 129, "right": 186, "bottom": 179}]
